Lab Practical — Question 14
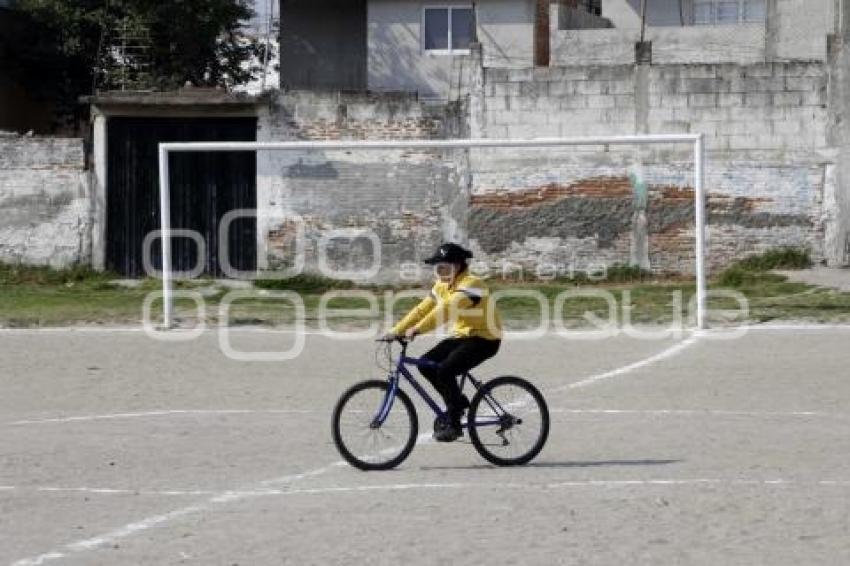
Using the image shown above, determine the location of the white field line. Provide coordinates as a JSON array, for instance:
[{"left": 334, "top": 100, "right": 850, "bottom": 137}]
[
  {"left": 549, "top": 408, "right": 850, "bottom": 419},
  {"left": 8, "top": 409, "right": 314, "bottom": 426},
  {"left": 16, "top": 486, "right": 218, "bottom": 496},
  {"left": 9, "top": 431, "right": 435, "bottom": 566},
  {"left": 5, "top": 324, "right": 839, "bottom": 566},
  {"left": 10, "top": 406, "right": 849, "bottom": 428},
  {"left": 5, "top": 478, "right": 850, "bottom": 503},
  {"left": 549, "top": 332, "right": 701, "bottom": 393},
  {"left": 0, "top": 327, "right": 329, "bottom": 335},
  {"left": 0, "top": 327, "right": 445, "bottom": 336},
  {"left": 5, "top": 332, "right": 695, "bottom": 429},
  {"left": 22, "top": 322, "right": 844, "bottom": 562},
  {"left": 7, "top": 322, "right": 850, "bottom": 564},
  {"left": 9, "top": 335, "right": 699, "bottom": 566},
  {"left": 252, "top": 478, "right": 850, "bottom": 494},
  {"left": 0, "top": 323, "right": 849, "bottom": 335},
  {"left": 9, "top": 466, "right": 337, "bottom": 566}
]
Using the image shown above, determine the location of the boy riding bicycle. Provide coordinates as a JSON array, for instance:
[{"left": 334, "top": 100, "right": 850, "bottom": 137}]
[{"left": 385, "top": 242, "right": 502, "bottom": 442}]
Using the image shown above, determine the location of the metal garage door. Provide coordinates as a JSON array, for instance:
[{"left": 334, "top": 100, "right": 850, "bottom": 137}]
[{"left": 106, "top": 117, "right": 257, "bottom": 277}]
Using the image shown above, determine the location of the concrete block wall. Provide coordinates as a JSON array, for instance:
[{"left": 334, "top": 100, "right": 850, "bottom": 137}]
[
  {"left": 471, "top": 60, "right": 831, "bottom": 274},
  {"left": 647, "top": 63, "right": 829, "bottom": 152},
  {"left": 552, "top": 0, "right": 834, "bottom": 67},
  {"left": 0, "top": 135, "right": 91, "bottom": 267},
  {"left": 483, "top": 61, "right": 828, "bottom": 154},
  {"left": 551, "top": 25, "right": 769, "bottom": 67},
  {"left": 484, "top": 65, "right": 638, "bottom": 139}
]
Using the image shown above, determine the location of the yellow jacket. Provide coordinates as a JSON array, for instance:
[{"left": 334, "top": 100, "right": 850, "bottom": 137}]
[{"left": 392, "top": 269, "right": 502, "bottom": 340}]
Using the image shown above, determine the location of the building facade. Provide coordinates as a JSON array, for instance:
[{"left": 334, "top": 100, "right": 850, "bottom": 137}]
[{"left": 2, "top": 0, "right": 849, "bottom": 277}]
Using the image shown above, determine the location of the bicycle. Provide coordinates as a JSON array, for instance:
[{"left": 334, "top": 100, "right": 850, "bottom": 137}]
[{"left": 332, "top": 336, "right": 550, "bottom": 471}]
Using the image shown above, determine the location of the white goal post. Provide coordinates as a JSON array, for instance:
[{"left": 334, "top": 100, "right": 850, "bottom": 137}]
[{"left": 157, "top": 134, "right": 707, "bottom": 329}]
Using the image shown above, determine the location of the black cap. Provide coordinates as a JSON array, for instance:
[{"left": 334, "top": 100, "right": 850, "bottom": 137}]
[{"left": 423, "top": 242, "right": 473, "bottom": 265}]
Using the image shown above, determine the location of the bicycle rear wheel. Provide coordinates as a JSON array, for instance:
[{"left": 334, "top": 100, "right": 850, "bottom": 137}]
[
  {"left": 332, "top": 380, "right": 418, "bottom": 471},
  {"left": 468, "top": 376, "right": 549, "bottom": 466}
]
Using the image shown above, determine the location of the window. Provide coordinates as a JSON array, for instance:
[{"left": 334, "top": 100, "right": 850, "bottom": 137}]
[
  {"left": 423, "top": 6, "right": 474, "bottom": 53},
  {"left": 573, "top": 0, "right": 602, "bottom": 16},
  {"left": 742, "top": 0, "right": 766, "bottom": 22},
  {"left": 694, "top": 0, "right": 765, "bottom": 25},
  {"left": 716, "top": 1, "right": 739, "bottom": 23},
  {"left": 694, "top": 2, "right": 714, "bottom": 24}
]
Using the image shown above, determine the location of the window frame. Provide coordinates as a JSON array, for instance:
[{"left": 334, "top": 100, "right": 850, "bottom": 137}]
[
  {"left": 693, "top": 0, "right": 766, "bottom": 25},
  {"left": 422, "top": 5, "right": 474, "bottom": 55},
  {"left": 715, "top": 1, "right": 741, "bottom": 24},
  {"left": 578, "top": 0, "right": 602, "bottom": 16},
  {"left": 693, "top": 1, "right": 715, "bottom": 25},
  {"left": 741, "top": 0, "right": 767, "bottom": 22}
]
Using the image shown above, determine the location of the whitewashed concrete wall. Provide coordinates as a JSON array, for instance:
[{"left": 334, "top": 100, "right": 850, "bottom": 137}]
[
  {"left": 771, "top": 0, "right": 836, "bottom": 62},
  {"left": 0, "top": 135, "right": 91, "bottom": 267},
  {"left": 650, "top": 25, "right": 767, "bottom": 64},
  {"left": 368, "top": 0, "right": 535, "bottom": 99},
  {"left": 601, "top": 0, "right": 643, "bottom": 28},
  {"left": 556, "top": 0, "right": 834, "bottom": 66},
  {"left": 553, "top": 1, "right": 768, "bottom": 66},
  {"left": 254, "top": 91, "right": 468, "bottom": 282}
]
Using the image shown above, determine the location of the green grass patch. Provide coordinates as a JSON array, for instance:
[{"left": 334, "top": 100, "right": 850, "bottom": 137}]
[
  {"left": 0, "top": 262, "right": 117, "bottom": 287},
  {"left": 591, "top": 263, "right": 655, "bottom": 284},
  {"left": 254, "top": 273, "right": 357, "bottom": 294},
  {"left": 734, "top": 247, "right": 813, "bottom": 272},
  {"left": 716, "top": 247, "right": 811, "bottom": 285},
  {"left": 0, "top": 255, "right": 847, "bottom": 328}
]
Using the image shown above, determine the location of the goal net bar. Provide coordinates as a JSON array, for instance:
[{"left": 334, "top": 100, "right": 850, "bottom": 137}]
[{"left": 157, "top": 134, "right": 707, "bottom": 329}]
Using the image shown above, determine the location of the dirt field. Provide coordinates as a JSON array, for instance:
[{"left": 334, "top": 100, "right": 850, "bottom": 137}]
[{"left": 1, "top": 325, "right": 849, "bottom": 565}]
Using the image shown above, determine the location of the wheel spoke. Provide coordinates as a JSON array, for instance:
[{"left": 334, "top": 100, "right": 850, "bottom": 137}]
[
  {"left": 333, "top": 382, "right": 417, "bottom": 470},
  {"left": 468, "top": 377, "right": 548, "bottom": 466}
]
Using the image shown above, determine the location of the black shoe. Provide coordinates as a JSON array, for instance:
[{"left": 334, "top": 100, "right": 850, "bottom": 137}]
[
  {"left": 433, "top": 421, "right": 462, "bottom": 442},
  {"left": 433, "top": 415, "right": 463, "bottom": 442}
]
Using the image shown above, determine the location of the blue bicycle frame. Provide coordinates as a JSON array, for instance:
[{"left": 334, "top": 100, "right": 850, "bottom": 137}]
[{"left": 372, "top": 338, "right": 508, "bottom": 429}]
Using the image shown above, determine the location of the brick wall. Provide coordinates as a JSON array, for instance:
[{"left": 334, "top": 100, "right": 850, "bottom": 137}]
[
  {"left": 0, "top": 134, "right": 91, "bottom": 267},
  {"left": 4, "top": 61, "right": 839, "bottom": 280},
  {"left": 255, "top": 91, "right": 469, "bottom": 282},
  {"left": 252, "top": 63, "right": 834, "bottom": 280},
  {"left": 471, "top": 61, "right": 831, "bottom": 274}
]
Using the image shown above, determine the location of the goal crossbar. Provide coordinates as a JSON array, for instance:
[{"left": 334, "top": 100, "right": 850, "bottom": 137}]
[{"left": 157, "top": 134, "right": 707, "bottom": 329}]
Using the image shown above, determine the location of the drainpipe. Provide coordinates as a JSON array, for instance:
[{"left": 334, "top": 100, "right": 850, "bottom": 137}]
[
  {"left": 535, "top": 0, "right": 550, "bottom": 67},
  {"left": 471, "top": 1, "right": 478, "bottom": 43},
  {"left": 765, "top": 0, "right": 778, "bottom": 61}
]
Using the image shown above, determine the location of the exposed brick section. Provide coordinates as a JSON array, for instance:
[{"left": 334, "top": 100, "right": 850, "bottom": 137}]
[
  {"left": 286, "top": 118, "right": 444, "bottom": 141},
  {"left": 471, "top": 177, "right": 633, "bottom": 209},
  {"left": 473, "top": 60, "right": 830, "bottom": 273},
  {"left": 257, "top": 91, "right": 469, "bottom": 281}
]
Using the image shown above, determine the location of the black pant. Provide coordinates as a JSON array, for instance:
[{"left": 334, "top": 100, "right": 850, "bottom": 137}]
[{"left": 419, "top": 337, "right": 501, "bottom": 419}]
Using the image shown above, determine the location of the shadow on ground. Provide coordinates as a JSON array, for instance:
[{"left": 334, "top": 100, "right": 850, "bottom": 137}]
[{"left": 418, "top": 459, "right": 682, "bottom": 471}]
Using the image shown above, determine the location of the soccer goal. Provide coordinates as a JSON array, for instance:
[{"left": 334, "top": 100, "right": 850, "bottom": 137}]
[{"left": 156, "top": 134, "right": 707, "bottom": 329}]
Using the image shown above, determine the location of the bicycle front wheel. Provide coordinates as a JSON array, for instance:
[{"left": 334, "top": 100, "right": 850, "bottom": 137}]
[
  {"left": 468, "top": 376, "right": 549, "bottom": 466},
  {"left": 332, "top": 380, "right": 418, "bottom": 471}
]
